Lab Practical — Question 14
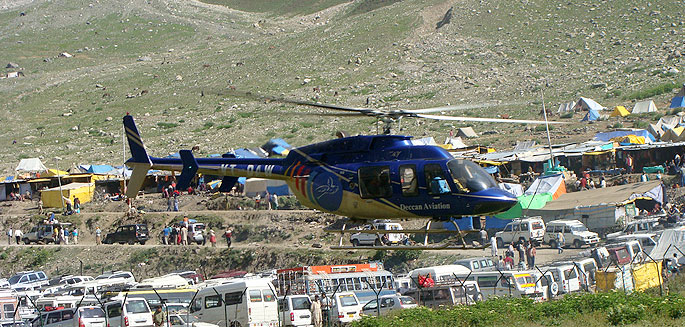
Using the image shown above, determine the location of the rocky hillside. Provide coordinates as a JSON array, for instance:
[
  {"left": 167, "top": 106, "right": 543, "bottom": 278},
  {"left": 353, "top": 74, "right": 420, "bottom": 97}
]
[{"left": 0, "top": 0, "right": 683, "bottom": 175}]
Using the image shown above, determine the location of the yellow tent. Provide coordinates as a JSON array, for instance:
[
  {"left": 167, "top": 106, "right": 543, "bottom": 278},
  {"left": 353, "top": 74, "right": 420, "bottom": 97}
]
[
  {"left": 44, "top": 169, "right": 69, "bottom": 177},
  {"left": 40, "top": 182, "right": 94, "bottom": 208},
  {"left": 610, "top": 106, "right": 630, "bottom": 117},
  {"left": 610, "top": 135, "right": 646, "bottom": 144}
]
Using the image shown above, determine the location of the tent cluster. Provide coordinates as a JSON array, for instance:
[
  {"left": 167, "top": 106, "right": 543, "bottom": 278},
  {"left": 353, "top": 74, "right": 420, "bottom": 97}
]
[{"left": 558, "top": 97, "right": 667, "bottom": 122}]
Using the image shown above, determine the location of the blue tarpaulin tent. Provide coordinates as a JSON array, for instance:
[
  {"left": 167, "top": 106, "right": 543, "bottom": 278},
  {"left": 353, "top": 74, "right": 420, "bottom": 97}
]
[
  {"left": 87, "top": 165, "right": 115, "bottom": 174},
  {"left": 672, "top": 96, "right": 685, "bottom": 109},
  {"left": 594, "top": 130, "right": 656, "bottom": 143},
  {"left": 576, "top": 97, "right": 604, "bottom": 111},
  {"left": 581, "top": 109, "right": 600, "bottom": 121},
  {"left": 263, "top": 138, "right": 292, "bottom": 155},
  {"left": 233, "top": 149, "right": 261, "bottom": 158}
]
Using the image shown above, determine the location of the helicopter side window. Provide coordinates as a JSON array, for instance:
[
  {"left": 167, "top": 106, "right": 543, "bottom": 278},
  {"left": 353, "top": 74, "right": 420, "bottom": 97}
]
[
  {"left": 359, "top": 166, "right": 393, "bottom": 199},
  {"left": 424, "top": 164, "right": 451, "bottom": 195},
  {"left": 399, "top": 165, "right": 418, "bottom": 197}
]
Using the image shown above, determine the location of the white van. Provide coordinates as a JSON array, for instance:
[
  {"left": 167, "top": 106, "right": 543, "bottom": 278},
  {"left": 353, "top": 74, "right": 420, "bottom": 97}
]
[
  {"left": 461, "top": 271, "right": 544, "bottom": 302},
  {"left": 278, "top": 295, "right": 311, "bottom": 327},
  {"left": 32, "top": 306, "right": 106, "bottom": 327},
  {"left": 104, "top": 298, "right": 153, "bottom": 327},
  {"left": 495, "top": 217, "right": 546, "bottom": 247},
  {"left": 574, "top": 258, "right": 598, "bottom": 291},
  {"left": 407, "top": 265, "right": 471, "bottom": 286},
  {"left": 404, "top": 281, "right": 481, "bottom": 308},
  {"left": 190, "top": 278, "right": 278, "bottom": 327},
  {"left": 543, "top": 220, "right": 600, "bottom": 249},
  {"left": 329, "top": 292, "right": 361, "bottom": 325},
  {"left": 35, "top": 295, "right": 99, "bottom": 310},
  {"left": 453, "top": 257, "right": 496, "bottom": 272},
  {"left": 543, "top": 263, "right": 581, "bottom": 294}
]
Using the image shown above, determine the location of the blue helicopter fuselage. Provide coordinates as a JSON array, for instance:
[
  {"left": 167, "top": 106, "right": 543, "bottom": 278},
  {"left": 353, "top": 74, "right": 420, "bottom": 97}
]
[{"left": 124, "top": 116, "right": 517, "bottom": 219}]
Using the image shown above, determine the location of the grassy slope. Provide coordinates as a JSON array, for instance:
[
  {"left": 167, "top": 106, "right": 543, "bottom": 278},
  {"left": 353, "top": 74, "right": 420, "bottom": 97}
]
[{"left": 0, "top": 0, "right": 683, "bottom": 174}]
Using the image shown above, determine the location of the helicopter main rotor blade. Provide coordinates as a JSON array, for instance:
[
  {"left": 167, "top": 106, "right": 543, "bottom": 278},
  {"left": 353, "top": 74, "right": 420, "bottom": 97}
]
[
  {"left": 415, "top": 114, "right": 567, "bottom": 124},
  {"left": 402, "top": 102, "right": 525, "bottom": 114}
]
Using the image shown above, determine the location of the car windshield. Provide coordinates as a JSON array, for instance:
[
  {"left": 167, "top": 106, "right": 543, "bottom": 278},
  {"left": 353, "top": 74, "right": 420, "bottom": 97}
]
[
  {"left": 8, "top": 275, "right": 21, "bottom": 285},
  {"left": 79, "top": 308, "right": 105, "bottom": 318},
  {"left": 447, "top": 159, "right": 497, "bottom": 193},
  {"left": 339, "top": 294, "right": 358, "bottom": 307},
  {"left": 126, "top": 301, "right": 149, "bottom": 314},
  {"left": 136, "top": 226, "right": 148, "bottom": 233},
  {"left": 571, "top": 226, "right": 588, "bottom": 232},
  {"left": 514, "top": 275, "right": 535, "bottom": 287}
]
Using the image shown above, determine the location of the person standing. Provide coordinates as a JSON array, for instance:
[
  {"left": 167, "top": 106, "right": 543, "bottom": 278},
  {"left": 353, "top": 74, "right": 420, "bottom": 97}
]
[
  {"left": 7, "top": 227, "right": 13, "bottom": 245},
  {"left": 153, "top": 306, "right": 165, "bottom": 327},
  {"left": 95, "top": 227, "right": 102, "bottom": 245},
  {"left": 209, "top": 230, "right": 216, "bottom": 247},
  {"left": 556, "top": 230, "right": 565, "bottom": 254},
  {"left": 173, "top": 195, "right": 179, "bottom": 212},
  {"left": 272, "top": 193, "right": 279, "bottom": 210},
  {"left": 507, "top": 243, "right": 515, "bottom": 258},
  {"left": 14, "top": 228, "right": 22, "bottom": 245},
  {"left": 310, "top": 295, "right": 322, "bottom": 327},
  {"left": 490, "top": 236, "right": 498, "bottom": 258},
  {"left": 626, "top": 154, "right": 634, "bottom": 174},
  {"left": 224, "top": 227, "right": 232, "bottom": 248},
  {"left": 265, "top": 191, "right": 272, "bottom": 210},
  {"left": 479, "top": 228, "right": 488, "bottom": 248},
  {"left": 180, "top": 225, "right": 188, "bottom": 246},
  {"left": 162, "top": 226, "right": 170, "bottom": 245},
  {"left": 72, "top": 228, "right": 78, "bottom": 244},
  {"left": 527, "top": 241, "right": 537, "bottom": 269},
  {"left": 73, "top": 198, "right": 81, "bottom": 214},
  {"left": 63, "top": 228, "right": 69, "bottom": 245},
  {"left": 167, "top": 196, "right": 173, "bottom": 211},
  {"left": 517, "top": 241, "right": 526, "bottom": 267}
]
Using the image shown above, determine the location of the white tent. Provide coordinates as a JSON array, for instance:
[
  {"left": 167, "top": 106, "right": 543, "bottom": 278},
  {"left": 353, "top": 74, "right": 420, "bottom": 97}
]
[
  {"left": 524, "top": 174, "right": 565, "bottom": 196},
  {"left": 632, "top": 100, "right": 658, "bottom": 114},
  {"left": 457, "top": 127, "right": 478, "bottom": 138},
  {"left": 244, "top": 178, "right": 292, "bottom": 197},
  {"left": 649, "top": 226, "right": 685, "bottom": 265},
  {"left": 411, "top": 137, "right": 438, "bottom": 146},
  {"left": 557, "top": 101, "right": 576, "bottom": 114},
  {"left": 574, "top": 97, "right": 605, "bottom": 111},
  {"left": 498, "top": 183, "right": 524, "bottom": 197},
  {"left": 647, "top": 124, "right": 664, "bottom": 139},
  {"left": 657, "top": 116, "right": 681, "bottom": 129},
  {"left": 444, "top": 137, "right": 467, "bottom": 149},
  {"left": 15, "top": 158, "right": 48, "bottom": 173}
]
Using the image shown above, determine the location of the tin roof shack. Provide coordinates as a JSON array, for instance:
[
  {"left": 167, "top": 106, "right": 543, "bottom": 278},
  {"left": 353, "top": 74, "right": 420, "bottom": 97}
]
[
  {"left": 616, "top": 142, "right": 685, "bottom": 172},
  {"left": 0, "top": 179, "right": 31, "bottom": 201},
  {"left": 526, "top": 181, "right": 664, "bottom": 235}
]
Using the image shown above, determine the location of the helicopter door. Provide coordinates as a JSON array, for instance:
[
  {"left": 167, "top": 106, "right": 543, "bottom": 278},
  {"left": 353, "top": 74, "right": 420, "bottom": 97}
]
[{"left": 424, "top": 163, "right": 451, "bottom": 196}]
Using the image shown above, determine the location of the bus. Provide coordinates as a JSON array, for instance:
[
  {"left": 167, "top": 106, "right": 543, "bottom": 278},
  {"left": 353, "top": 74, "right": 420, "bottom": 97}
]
[{"left": 276, "top": 263, "right": 395, "bottom": 303}]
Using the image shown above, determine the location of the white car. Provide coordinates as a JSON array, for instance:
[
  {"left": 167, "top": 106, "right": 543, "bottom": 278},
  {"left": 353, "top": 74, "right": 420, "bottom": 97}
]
[
  {"left": 278, "top": 295, "right": 312, "bottom": 327},
  {"left": 104, "top": 297, "right": 153, "bottom": 327},
  {"left": 167, "top": 313, "right": 219, "bottom": 327},
  {"left": 543, "top": 220, "right": 600, "bottom": 249},
  {"left": 361, "top": 294, "right": 417, "bottom": 316},
  {"left": 329, "top": 292, "right": 361, "bottom": 325},
  {"left": 495, "top": 217, "right": 545, "bottom": 247},
  {"left": 350, "top": 221, "right": 405, "bottom": 246},
  {"left": 606, "top": 218, "right": 661, "bottom": 240}
]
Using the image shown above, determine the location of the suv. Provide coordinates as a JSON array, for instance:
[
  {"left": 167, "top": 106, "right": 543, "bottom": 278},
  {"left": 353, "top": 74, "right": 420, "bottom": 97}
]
[
  {"left": 543, "top": 220, "right": 600, "bottom": 249},
  {"left": 350, "top": 221, "right": 405, "bottom": 246},
  {"left": 606, "top": 218, "right": 661, "bottom": 240},
  {"left": 453, "top": 257, "right": 496, "bottom": 272},
  {"left": 104, "top": 298, "right": 153, "bottom": 327},
  {"left": 95, "top": 271, "right": 136, "bottom": 284},
  {"left": 22, "top": 223, "right": 72, "bottom": 244},
  {"left": 8, "top": 271, "right": 48, "bottom": 291},
  {"left": 361, "top": 294, "right": 417, "bottom": 316},
  {"left": 31, "top": 306, "right": 106, "bottom": 327},
  {"left": 495, "top": 217, "right": 545, "bottom": 248},
  {"left": 103, "top": 224, "right": 149, "bottom": 245},
  {"left": 187, "top": 222, "right": 205, "bottom": 245},
  {"left": 278, "top": 295, "right": 311, "bottom": 327}
]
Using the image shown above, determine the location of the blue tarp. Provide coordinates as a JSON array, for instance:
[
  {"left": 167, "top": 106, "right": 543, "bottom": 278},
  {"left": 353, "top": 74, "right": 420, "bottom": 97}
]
[
  {"left": 267, "top": 184, "right": 290, "bottom": 196},
  {"left": 233, "top": 149, "right": 260, "bottom": 158},
  {"left": 483, "top": 166, "right": 499, "bottom": 174},
  {"left": 581, "top": 109, "right": 600, "bottom": 121},
  {"left": 671, "top": 96, "right": 685, "bottom": 109},
  {"left": 262, "top": 138, "right": 292, "bottom": 155},
  {"left": 87, "top": 164, "right": 115, "bottom": 174},
  {"left": 593, "top": 130, "right": 656, "bottom": 142},
  {"left": 4, "top": 176, "right": 14, "bottom": 182}
]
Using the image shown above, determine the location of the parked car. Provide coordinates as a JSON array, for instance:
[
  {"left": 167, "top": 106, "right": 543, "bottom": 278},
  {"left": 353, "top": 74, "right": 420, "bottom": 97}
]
[
  {"left": 329, "top": 292, "right": 362, "bottom": 325},
  {"left": 8, "top": 271, "right": 48, "bottom": 291},
  {"left": 542, "top": 263, "right": 582, "bottom": 294},
  {"left": 22, "top": 223, "right": 71, "bottom": 244},
  {"left": 574, "top": 258, "right": 599, "bottom": 291},
  {"left": 606, "top": 218, "right": 661, "bottom": 240},
  {"left": 104, "top": 297, "right": 153, "bottom": 327},
  {"left": 608, "top": 233, "right": 659, "bottom": 254},
  {"left": 453, "top": 257, "right": 496, "bottom": 272},
  {"left": 278, "top": 295, "right": 311, "bottom": 327},
  {"left": 102, "top": 224, "right": 149, "bottom": 245},
  {"left": 95, "top": 271, "right": 136, "bottom": 284},
  {"left": 361, "top": 294, "right": 417, "bottom": 316},
  {"left": 606, "top": 240, "right": 644, "bottom": 264},
  {"left": 543, "top": 220, "right": 600, "bottom": 249},
  {"left": 404, "top": 281, "right": 482, "bottom": 308},
  {"left": 350, "top": 221, "right": 405, "bottom": 246},
  {"left": 187, "top": 223, "right": 206, "bottom": 245},
  {"left": 167, "top": 313, "right": 218, "bottom": 327},
  {"left": 495, "top": 217, "right": 546, "bottom": 247},
  {"left": 31, "top": 306, "right": 106, "bottom": 327}
]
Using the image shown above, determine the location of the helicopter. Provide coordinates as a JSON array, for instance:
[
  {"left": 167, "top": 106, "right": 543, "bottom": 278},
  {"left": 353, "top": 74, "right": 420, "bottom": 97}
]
[{"left": 122, "top": 96, "right": 562, "bottom": 249}]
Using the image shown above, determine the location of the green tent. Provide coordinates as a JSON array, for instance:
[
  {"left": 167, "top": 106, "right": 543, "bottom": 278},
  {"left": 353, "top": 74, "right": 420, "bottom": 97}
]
[{"left": 495, "top": 193, "right": 553, "bottom": 219}]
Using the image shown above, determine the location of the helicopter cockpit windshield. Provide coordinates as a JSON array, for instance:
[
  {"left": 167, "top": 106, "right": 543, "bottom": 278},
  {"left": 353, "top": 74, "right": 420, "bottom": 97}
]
[{"left": 447, "top": 159, "right": 498, "bottom": 193}]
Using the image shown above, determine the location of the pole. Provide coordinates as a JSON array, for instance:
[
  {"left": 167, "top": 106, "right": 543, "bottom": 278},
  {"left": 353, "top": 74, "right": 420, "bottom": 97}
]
[
  {"left": 541, "top": 90, "right": 554, "bottom": 170},
  {"left": 55, "top": 157, "right": 64, "bottom": 212}
]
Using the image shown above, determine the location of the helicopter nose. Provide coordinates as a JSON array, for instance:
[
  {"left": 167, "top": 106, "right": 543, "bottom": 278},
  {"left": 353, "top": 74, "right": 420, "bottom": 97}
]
[{"left": 471, "top": 188, "right": 518, "bottom": 215}]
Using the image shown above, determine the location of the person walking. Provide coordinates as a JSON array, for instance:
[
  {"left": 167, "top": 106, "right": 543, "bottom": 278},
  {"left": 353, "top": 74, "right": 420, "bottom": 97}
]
[
  {"left": 479, "top": 228, "right": 488, "bottom": 248},
  {"left": 209, "top": 230, "right": 216, "bottom": 247},
  {"left": 95, "top": 227, "right": 102, "bottom": 245},
  {"left": 224, "top": 227, "right": 232, "bottom": 248},
  {"left": 310, "top": 295, "right": 323, "bottom": 327},
  {"left": 527, "top": 241, "right": 537, "bottom": 269},
  {"left": 14, "top": 228, "right": 22, "bottom": 245},
  {"left": 556, "top": 230, "right": 565, "bottom": 254},
  {"left": 72, "top": 228, "right": 78, "bottom": 244},
  {"left": 7, "top": 227, "right": 13, "bottom": 245}
]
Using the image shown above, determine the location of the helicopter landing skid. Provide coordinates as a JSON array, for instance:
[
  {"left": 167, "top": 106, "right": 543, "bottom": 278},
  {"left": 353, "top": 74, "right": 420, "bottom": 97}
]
[{"left": 328, "top": 219, "right": 482, "bottom": 250}]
